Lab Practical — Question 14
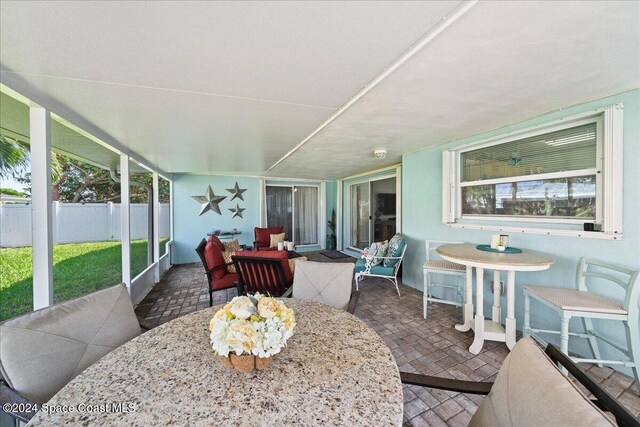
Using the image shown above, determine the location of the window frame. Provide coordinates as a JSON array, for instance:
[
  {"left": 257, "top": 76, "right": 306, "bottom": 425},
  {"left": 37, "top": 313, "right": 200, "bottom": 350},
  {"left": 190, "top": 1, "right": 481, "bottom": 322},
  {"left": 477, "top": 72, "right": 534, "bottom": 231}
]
[
  {"left": 443, "top": 104, "right": 623, "bottom": 239},
  {"left": 346, "top": 172, "right": 399, "bottom": 252},
  {"left": 457, "top": 115, "right": 603, "bottom": 225}
]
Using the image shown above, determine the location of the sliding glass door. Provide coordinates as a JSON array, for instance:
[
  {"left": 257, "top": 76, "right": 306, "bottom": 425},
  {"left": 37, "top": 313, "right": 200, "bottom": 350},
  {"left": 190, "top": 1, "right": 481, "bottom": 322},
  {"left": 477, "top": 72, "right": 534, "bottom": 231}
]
[
  {"left": 349, "top": 177, "right": 397, "bottom": 250},
  {"left": 265, "top": 185, "right": 318, "bottom": 246},
  {"left": 294, "top": 186, "right": 318, "bottom": 245},
  {"left": 350, "top": 183, "right": 370, "bottom": 250},
  {"left": 371, "top": 178, "right": 397, "bottom": 241},
  {"left": 265, "top": 186, "right": 293, "bottom": 241}
]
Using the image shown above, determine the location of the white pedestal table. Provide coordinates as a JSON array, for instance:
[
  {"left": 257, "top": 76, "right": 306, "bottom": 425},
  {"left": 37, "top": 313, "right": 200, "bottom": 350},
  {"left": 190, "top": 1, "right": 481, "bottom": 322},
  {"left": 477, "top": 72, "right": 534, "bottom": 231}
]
[{"left": 436, "top": 243, "right": 554, "bottom": 354}]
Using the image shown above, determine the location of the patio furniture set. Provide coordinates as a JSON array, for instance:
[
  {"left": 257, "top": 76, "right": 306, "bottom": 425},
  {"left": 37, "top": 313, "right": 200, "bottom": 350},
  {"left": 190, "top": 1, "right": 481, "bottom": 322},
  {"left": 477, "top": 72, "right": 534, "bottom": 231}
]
[
  {"left": 422, "top": 240, "right": 640, "bottom": 396},
  {"left": 1, "top": 229, "right": 638, "bottom": 426}
]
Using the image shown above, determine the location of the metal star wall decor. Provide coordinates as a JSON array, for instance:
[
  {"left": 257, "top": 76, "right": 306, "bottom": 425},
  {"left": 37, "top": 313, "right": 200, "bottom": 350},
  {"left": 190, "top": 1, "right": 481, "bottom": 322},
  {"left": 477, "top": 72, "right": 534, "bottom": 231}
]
[
  {"left": 192, "top": 185, "right": 226, "bottom": 216},
  {"left": 229, "top": 203, "right": 245, "bottom": 219},
  {"left": 226, "top": 182, "right": 247, "bottom": 201}
]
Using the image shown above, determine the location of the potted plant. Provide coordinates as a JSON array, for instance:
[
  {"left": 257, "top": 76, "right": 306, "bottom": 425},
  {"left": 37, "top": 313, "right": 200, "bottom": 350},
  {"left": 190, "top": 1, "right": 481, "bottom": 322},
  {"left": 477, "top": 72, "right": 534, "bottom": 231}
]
[{"left": 327, "top": 209, "right": 337, "bottom": 250}]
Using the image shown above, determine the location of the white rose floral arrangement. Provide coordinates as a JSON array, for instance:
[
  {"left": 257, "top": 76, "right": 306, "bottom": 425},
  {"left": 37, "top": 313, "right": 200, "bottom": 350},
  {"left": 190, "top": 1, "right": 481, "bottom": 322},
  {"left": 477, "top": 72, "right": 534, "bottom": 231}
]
[{"left": 209, "top": 293, "right": 296, "bottom": 372}]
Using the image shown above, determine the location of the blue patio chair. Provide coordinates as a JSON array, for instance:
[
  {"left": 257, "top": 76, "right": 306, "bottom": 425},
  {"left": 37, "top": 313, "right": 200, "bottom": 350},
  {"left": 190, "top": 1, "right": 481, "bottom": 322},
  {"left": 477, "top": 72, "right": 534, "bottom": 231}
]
[
  {"left": 354, "top": 234, "right": 407, "bottom": 296},
  {"left": 523, "top": 257, "right": 639, "bottom": 393}
]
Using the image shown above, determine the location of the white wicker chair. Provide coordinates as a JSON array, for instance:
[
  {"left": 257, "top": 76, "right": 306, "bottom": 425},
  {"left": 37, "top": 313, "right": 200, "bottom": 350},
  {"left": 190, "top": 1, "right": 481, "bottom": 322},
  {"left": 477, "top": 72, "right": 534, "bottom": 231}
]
[
  {"left": 423, "top": 240, "right": 466, "bottom": 319},
  {"left": 354, "top": 243, "right": 407, "bottom": 296}
]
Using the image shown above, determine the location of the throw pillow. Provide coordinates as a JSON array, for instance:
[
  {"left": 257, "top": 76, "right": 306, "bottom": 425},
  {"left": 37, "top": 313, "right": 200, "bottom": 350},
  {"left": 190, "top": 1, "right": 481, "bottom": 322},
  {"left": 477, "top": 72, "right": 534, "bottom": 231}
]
[
  {"left": 384, "top": 234, "right": 405, "bottom": 267},
  {"left": 269, "top": 233, "right": 285, "bottom": 248},
  {"left": 222, "top": 250, "right": 236, "bottom": 273},
  {"left": 372, "top": 241, "right": 389, "bottom": 265},
  {"left": 223, "top": 239, "right": 240, "bottom": 253},
  {"left": 204, "top": 241, "right": 226, "bottom": 279}
]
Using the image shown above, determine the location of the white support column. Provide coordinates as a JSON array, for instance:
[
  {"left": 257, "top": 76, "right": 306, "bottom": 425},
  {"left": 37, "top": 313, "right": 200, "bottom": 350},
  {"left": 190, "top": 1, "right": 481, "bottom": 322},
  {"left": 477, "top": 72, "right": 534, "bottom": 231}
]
[
  {"left": 320, "top": 181, "right": 326, "bottom": 249},
  {"left": 395, "top": 166, "right": 402, "bottom": 233},
  {"left": 505, "top": 270, "right": 517, "bottom": 350},
  {"left": 258, "top": 178, "right": 265, "bottom": 227},
  {"left": 30, "top": 105, "right": 54, "bottom": 310},
  {"left": 51, "top": 200, "right": 60, "bottom": 244},
  {"left": 492, "top": 270, "right": 501, "bottom": 322},
  {"left": 152, "top": 172, "right": 160, "bottom": 283},
  {"left": 107, "top": 201, "right": 114, "bottom": 240},
  {"left": 120, "top": 155, "right": 131, "bottom": 292},
  {"left": 169, "top": 178, "right": 174, "bottom": 263},
  {"left": 336, "top": 180, "right": 343, "bottom": 250}
]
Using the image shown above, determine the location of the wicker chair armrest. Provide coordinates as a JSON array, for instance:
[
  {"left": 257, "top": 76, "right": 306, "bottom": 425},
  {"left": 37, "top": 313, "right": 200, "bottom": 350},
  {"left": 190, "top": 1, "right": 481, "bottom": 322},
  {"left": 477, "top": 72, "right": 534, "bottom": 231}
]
[
  {"left": 347, "top": 290, "right": 360, "bottom": 314},
  {"left": 400, "top": 372, "right": 493, "bottom": 395},
  {"left": 0, "top": 380, "right": 36, "bottom": 423}
]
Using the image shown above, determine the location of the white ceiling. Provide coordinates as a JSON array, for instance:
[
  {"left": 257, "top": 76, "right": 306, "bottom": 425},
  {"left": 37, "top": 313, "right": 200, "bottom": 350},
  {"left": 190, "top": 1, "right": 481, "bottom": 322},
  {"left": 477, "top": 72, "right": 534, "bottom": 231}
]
[{"left": 1, "top": 1, "right": 639, "bottom": 179}]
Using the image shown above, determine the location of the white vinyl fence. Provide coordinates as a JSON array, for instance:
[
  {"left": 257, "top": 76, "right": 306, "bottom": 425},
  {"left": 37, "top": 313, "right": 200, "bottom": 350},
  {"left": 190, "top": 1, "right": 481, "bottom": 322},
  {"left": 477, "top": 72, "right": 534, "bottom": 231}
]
[{"left": 0, "top": 202, "right": 170, "bottom": 248}]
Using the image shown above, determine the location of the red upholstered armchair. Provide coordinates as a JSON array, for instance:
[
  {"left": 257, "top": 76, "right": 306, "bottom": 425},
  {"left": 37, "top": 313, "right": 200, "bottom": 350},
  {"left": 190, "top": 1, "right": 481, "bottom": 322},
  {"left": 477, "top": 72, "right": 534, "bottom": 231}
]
[
  {"left": 253, "top": 226, "right": 284, "bottom": 251},
  {"left": 195, "top": 236, "right": 238, "bottom": 306}
]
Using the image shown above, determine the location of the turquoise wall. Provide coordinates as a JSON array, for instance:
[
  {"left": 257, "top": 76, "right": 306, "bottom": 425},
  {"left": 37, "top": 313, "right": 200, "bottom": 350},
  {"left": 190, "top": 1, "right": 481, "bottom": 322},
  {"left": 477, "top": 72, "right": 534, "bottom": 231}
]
[
  {"left": 173, "top": 174, "right": 261, "bottom": 264},
  {"left": 402, "top": 89, "right": 640, "bottom": 371},
  {"left": 174, "top": 175, "right": 333, "bottom": 263}
]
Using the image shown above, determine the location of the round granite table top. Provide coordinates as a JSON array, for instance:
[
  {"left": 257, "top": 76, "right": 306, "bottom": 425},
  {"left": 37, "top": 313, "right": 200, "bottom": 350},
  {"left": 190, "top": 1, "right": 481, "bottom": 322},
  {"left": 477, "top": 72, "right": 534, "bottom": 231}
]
[
  {"left": 437, "top": 243, "right": 555, "bottom": 271},
  {"left": 28, "top": 299, "right": 403, "bottom": 427}
]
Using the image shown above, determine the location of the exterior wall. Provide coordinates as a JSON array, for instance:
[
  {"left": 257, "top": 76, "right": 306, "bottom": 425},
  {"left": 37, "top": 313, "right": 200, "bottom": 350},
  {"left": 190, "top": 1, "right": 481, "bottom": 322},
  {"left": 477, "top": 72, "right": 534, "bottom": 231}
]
[
  {"left": 401, "top": 89, "right": 640, "bottom": 373},
  {"left": 173, "top": 175, "right": 335, "bottom": 264},
  {"left": 0, "top": 203, "right": 170, "bottom": 247},
  {"left": 173, "top": 174, "right": 262, "bottom": 264}
]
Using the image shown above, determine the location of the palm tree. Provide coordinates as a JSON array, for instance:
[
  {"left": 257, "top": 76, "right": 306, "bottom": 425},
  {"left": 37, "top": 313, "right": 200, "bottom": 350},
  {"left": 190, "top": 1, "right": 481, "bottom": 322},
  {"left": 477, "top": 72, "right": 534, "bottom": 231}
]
[{"left": 0, "top": 134, "right": 29, "bottom": 179}]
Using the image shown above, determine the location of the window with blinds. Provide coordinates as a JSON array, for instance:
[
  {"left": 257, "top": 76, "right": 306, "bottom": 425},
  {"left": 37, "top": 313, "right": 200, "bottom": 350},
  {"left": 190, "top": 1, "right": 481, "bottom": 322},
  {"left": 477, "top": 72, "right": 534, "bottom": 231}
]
[
  {"left": 461, "top": 122, "right": 597, "bottom": 182},
  {"left": 458, "top": 120, "right": 600, "bottom": 220}
]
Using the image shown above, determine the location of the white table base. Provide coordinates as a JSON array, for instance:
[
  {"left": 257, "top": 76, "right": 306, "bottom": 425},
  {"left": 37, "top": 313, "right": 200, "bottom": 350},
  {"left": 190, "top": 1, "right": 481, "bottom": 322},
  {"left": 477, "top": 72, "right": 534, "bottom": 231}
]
[
  {"left": 461, "top": 267, "right": 518, "bottom": 355},
  {"left": 438, "top": 243, "right": 554, "bottom": 355},
  {"left": 454, "top": 266, "right": 474, "bottom": 332}
]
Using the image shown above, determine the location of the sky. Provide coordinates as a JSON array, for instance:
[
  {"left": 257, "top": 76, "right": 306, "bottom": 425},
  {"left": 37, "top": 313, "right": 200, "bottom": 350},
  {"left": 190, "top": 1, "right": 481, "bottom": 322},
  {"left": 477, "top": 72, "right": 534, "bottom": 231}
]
[{"left": 0, "top": 164, "right": 29, "bottom": 193}]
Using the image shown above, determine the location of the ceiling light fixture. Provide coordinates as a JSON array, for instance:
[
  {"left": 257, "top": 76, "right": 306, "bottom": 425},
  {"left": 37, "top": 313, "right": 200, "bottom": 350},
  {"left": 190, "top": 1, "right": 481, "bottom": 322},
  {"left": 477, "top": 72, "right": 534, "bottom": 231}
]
[{"left": 374, "top": 149, "right": 387, "bottom": 160}]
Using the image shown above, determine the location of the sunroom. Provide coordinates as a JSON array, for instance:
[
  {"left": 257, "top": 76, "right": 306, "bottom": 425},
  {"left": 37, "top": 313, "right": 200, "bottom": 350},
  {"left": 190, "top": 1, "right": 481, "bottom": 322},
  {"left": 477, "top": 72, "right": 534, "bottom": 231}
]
[{"left": 0, "top": 1, "right": 639, "bottom": 426}]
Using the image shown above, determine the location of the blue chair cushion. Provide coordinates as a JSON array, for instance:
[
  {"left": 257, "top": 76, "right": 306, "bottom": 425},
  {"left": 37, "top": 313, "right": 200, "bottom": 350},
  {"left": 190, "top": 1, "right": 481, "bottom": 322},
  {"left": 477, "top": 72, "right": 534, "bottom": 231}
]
[{"left": 355, "top": 258, "right": 395, "bottom": 276}]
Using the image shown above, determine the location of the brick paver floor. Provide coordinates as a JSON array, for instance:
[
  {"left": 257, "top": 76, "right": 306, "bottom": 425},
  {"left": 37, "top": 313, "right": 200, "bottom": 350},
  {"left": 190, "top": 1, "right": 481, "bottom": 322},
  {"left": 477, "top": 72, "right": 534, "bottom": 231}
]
[{"left": 136, "top": 253, "right": 640, "bottom": 425}]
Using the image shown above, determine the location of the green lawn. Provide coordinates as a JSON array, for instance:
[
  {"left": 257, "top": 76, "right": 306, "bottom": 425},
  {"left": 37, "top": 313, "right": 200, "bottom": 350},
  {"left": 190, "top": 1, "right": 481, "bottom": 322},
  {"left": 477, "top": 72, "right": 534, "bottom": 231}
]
[{"left": 0, "top": 239, "right": 169, "bottom": 321}]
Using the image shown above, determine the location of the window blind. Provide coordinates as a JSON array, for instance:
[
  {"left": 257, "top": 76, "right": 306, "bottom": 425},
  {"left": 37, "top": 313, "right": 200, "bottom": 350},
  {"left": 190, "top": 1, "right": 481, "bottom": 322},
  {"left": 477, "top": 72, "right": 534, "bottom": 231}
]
[{"left": 461, "top": 122, "right": 597, "bottom": 182}]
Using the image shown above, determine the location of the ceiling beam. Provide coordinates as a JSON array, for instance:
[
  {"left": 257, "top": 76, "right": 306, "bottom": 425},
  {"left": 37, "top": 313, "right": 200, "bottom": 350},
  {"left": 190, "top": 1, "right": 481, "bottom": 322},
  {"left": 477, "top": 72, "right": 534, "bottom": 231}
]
[{"left": 267, "top": 0, "right": 478, "bottom": 173}]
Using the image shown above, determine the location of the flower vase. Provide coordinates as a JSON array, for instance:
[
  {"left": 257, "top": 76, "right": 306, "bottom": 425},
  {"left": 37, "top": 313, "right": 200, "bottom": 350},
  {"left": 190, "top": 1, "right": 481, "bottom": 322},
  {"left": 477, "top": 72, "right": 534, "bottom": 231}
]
[{"left": 219, "top": 353, "right": 274, "bottom": 372}]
